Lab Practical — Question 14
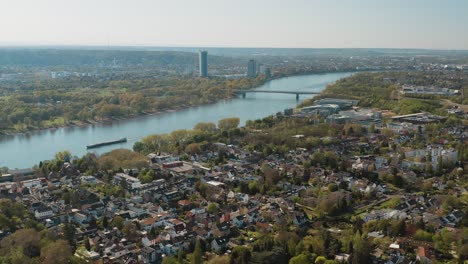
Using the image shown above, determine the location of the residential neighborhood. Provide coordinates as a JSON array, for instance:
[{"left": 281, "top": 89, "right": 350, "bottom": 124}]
[{"left": 0, "top": 71, "right": 467, "bottom": 264}]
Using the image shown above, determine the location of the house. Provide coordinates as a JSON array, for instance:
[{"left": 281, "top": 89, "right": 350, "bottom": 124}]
[
  {"left": 233, "top": 215, "right": 247, "bottom": 228},
  {"left": 417, "top": 247, "right": 431, "bottom": 264},
  {"left": 192, "top": 226, "right": 211, "bottom": 240},
  {"left": 212, "top": 221, "right": 231, "bottom": 237},
  {"left": 448, "top": 210, "right": 464, "bottom": 224},
  {"left": 163, "top": 190, "right": 181, "bottom": 203},
  {"left": 139, "top": 213, "right": 170, "bottom": 231},
  {"left": 246, "top": 210, "right": 260, "bottom": 224},
  {"left": 211, "top": 237, "right": 229, "bottom": 253},
  {"left": 177, "top": 200, "right": 193, "bottom": 210},
  {"left": 74, "top": 247, "right": 102, "bottom": 264},
  {"left": 166, "top": 218, "right": 187, "bottom": 237},
  {"left": 148, "top": 154, "right": 179, "bottom": 164},
  {"left": 255, "top": 222, "right": 272, "bottom": 232},
  {"left": 113, "top": 173, "right": 142, "bottom": 191},
  {"left": 292, "top": 213, "right": 309, "bottom": 226},
  {"left": 134, "top": 179, "right": 167, "bottom": 195},
  {"left": 72, "top": 211, "right": 90, "bottom": 226},
  {"left": 158, "top": 241, "right": 178, "bottom": 256},
  {"left": 34, "top": 206, "right": 54, "bottom": 220},
  {"left": 335, "top": 253, "right": 350, "bottom": 263},
  {"left": 386, "top": 251, "right": 405, "bottom": 264},
  {"left": 80, "top": 176, "right": 98, "bottom": 185},
  {"left": 141, "top": 246, "right": 158, "bottom": 264}
]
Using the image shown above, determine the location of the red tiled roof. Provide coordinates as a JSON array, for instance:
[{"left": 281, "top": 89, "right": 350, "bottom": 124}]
[
  {"left": 178, "top": 200, "right": 192, "bottom": 206},
  {"left": 255, "top": 222, "right": 271, "bottom": 229},
  {"left": 418, "top": 247, "right": 426, "bottom": 257}
]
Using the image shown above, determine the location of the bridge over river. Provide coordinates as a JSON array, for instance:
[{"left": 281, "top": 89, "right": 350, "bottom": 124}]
[
  {"left": 234, "top": 90, "right": 321, "bottom": 100},
  {"left": 0, "top": 72, "right": 354, "bottom": 169}
]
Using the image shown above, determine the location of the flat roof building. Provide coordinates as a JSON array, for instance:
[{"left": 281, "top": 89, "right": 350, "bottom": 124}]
[{"left": 315, "top": 98, "right": 359, "bottom": 109}]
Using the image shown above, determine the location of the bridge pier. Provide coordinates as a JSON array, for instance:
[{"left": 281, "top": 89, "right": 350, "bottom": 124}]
[{"left": 296, "top": 93, "right": 299, "bottom": 101}]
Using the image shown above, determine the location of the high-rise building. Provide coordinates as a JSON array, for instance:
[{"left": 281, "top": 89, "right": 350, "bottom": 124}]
[
  {"left": 258, "top": 63, "right": 265, "bottom": 74},
  {"left": 265, "top": 67, "right": 271, "bottom": 78},
  {"left": 247, "top": 59, "right": 256, "bottom": 78},
  {"left": 199, "top": 51, "right": 208, "bottom": 77}
]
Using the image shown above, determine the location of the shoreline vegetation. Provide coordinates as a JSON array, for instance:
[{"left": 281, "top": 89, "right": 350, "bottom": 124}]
[
  {"left": 5, "top": 70, "right": 467, "bottom": 169},
  {"left": 0, "top": 75, "right": 269, "bottom": 136},
  {"left": 1, "top": 100, "right": 227, "bottom": 137},
  {"left": 0, "top": 69, "right": 360, "bottom": 137}
]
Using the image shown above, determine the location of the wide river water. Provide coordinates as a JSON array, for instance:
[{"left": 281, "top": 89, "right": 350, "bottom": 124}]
[{"left": 0, "top": 72, "right": 354, "bottom": 169}]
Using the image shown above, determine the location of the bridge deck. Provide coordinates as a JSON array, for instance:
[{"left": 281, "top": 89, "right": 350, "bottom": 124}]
[{"left": 234, "top": 90, "right": 320, "bottom": 94}]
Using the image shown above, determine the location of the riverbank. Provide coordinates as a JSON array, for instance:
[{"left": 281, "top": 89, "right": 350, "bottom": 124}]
[
  {"left": 0, "top": 72, "right": 355, "bottom": 169},
  {"left": 0, "top": 97, "right": 236, "bottom": 137},
  {"left": 0, "top": 70, "right": 367, "bottom": 137}
]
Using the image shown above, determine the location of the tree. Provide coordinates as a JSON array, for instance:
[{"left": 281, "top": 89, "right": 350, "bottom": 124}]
[
  {"left": 207, "top": 255, "right": 231, "bottom": 264},
  {"left": 40, "top": 240, "right": 72, "bottom": 264},
  {"left": 194, "top": 122, "right": 216, "bottom": 132},
  {"left": 83, "top": 236, "right": 91, "bottom": 251},
  {"left": 0, "top": 228, "right": 40, "bottom": 258},
  {"left": 231, "top": 246, "right": 252, "bottom": 264},
  {"left": 351, "top": 232, "right": 371, "bottom": 264},
  {"left": 62, "top": 223, "right": 76, "bottom": 246},
  {"left": 163, "top": 256, "right": 179, "bottom": 264},
  {"left": 6, "top": 246, "right": 36, "bottom": 264},
  {"left": 207, "top": 203, "right": 219, "bottom": 215},
  {"left": 0, "top": 166, "right": 9, "bottom": 174},
  {"left": 303, "top": 235, "right": 326, "bottom": 256},
  {"left": 102, "top": 216, "right": 109, "bottom": 229},
  {"left": 177, "top": 248, "right": 185, "bottom": 264},
  {"left": 433, "top": 228, "right": 455, "bottom": 255},
  {"left": 327, "top": 183, "right": 338, "bottom": 192},
  {"left": 122, "top": 222, "right": 139, "bottom": 241},
  {"left": 218, "top": 117, "right": 240, "bottom": 131},
  {"left": 289, "top": 253, "right": 310, "bottom": 264},
  {"left": 138, "top": 169, "right": 155, "bottom": 184},
  {"left": 315, "top": 256, "right": 327, "bottom": 264},
  {"left": 185, "top": 143, "right": 201, "bottom": 155},
  {"left": 112, "top": 216, "right": 125, "bottom": 230},
  {"left": 55, "top": 150, "right": 72, "bottom": 162},
  {"left": 192, "top": 238, "right": 203, "bottom": 264},
  {"left": 98, "top": 149, "right": 147, "bottom": 170},
  {"left": 458, "top": 243, "right": 468, "bottom": 263}
]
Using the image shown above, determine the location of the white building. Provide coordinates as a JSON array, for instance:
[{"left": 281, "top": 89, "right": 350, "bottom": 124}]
[
  {"left": 34, "top": 207, "right": 54, "bottom": 220},
  {"left": 113, "top": 173, "right": 141, "bottom": 190},
  {"left": 80, "top": 176, "right": 97, "bottom": 184}
]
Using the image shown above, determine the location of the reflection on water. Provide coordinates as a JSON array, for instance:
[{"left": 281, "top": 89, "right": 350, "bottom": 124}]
[{"left": 0, "top": 72, "right": 353, "bottom": 169}]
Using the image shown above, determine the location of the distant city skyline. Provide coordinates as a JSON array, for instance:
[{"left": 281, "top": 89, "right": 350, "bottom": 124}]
[{"left": 1, "top": 0, "right": 467, "bottom": 50}]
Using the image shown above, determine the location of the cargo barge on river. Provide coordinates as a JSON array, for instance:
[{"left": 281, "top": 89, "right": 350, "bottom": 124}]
[{"left": 86, "top": 137, "right": 127, "bottom": 149}]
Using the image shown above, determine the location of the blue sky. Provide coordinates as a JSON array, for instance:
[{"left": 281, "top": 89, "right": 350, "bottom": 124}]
[{"left": 0, "top": 0, "right": 466, "bottom": 49}]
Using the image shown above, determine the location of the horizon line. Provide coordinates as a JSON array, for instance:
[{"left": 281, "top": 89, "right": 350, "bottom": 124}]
[{"left": 0, "top": 44, "right": 467, "bottom": 52}]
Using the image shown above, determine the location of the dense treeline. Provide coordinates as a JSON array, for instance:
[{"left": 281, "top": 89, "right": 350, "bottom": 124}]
[{"left": 0, "top": 75, "right": 266, "bottom": 134}]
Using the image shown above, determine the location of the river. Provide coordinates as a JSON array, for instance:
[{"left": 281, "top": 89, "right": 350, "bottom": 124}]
[{"left": 0, "top": 72, "right": 354, "bottom": 169}]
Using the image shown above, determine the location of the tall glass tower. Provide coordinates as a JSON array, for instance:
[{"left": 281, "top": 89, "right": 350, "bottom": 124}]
[
  {"left": 247, "top": 59, "right": 256, "bottom": 78},
  {"left": 199, "top": 51, "right": 208, "bottom": 77}
]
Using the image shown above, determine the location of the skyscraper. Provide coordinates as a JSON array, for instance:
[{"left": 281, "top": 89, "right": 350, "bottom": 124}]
[
  {"left": 258, "top": 63, "right": 265, "bottom": 74},
  {"left": 247, "top": 59, "right": 256, "bottom": 78},
  {"left": 199, "top": 50, "right": 208, "bottom": 77}
]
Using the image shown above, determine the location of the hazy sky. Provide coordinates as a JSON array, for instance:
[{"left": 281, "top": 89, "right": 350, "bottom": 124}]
[{"left": 1, "top": 0, "right": 467, "bottom": 49}]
